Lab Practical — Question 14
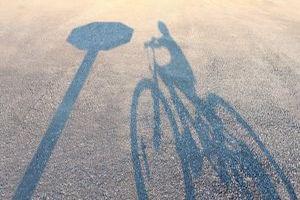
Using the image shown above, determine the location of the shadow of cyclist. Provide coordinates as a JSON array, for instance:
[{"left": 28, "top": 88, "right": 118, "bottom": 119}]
[
  {"left": 149, "top": 21, "right": 196, "bottom": 97},
  {"left": 130, "top": 21, "right": 297, "bottom": 200}
]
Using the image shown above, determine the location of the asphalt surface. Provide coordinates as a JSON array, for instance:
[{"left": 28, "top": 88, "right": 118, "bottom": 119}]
[{"left": 0, "top": 0, "right": 299, "bottom": 199}]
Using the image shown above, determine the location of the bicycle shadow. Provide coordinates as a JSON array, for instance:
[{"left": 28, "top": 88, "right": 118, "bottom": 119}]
[{"left": 130, "top": 21, "right": 297, "bottom": 200}]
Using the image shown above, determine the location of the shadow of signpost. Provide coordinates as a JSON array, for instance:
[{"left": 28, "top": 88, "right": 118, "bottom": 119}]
[
  {"left": 130, "top": 21, "right": 297, "bottom": 200},
  {"left": 14, "top": 22, "right": 133, "bottom": 200}
]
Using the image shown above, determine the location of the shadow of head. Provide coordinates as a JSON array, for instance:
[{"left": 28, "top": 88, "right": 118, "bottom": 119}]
[{"left": 158, "top": 21, "right": 170, "bottom": 37}]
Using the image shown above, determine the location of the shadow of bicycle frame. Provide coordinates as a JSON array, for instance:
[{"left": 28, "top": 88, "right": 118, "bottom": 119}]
[{"left": 130, "top": 21, "right": 297, "bottom": 200}]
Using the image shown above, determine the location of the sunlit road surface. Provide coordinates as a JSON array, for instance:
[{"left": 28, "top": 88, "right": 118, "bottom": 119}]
[{"left": 0, "top": 0, "right": 300, "bottom": 199}]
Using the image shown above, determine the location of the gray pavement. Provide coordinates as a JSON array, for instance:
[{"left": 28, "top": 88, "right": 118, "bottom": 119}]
[{"left": 0, "top": 0, "right": 299, "bottom": 199}]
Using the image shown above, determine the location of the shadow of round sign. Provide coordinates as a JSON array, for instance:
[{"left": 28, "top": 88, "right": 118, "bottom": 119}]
[
  {"left": 67, "top": 22, "right": 133, "bottom": 51},
  {"left": 13, "top": 22, "right": 133, "bottom": 200}
]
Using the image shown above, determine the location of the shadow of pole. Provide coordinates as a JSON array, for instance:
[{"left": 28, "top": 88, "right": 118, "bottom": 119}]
[
  {"left": 14, "top": 49, "right": 97, "bottom": 200},
  {"left": 14, "top": 22, "right": 133, "bottom": 200}
]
